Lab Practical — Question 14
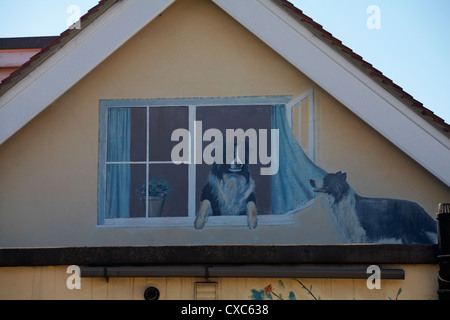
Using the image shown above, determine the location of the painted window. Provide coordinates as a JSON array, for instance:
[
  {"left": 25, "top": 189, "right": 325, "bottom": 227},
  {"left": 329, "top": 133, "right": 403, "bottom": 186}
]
[{"left": 98, "top": 94, "right": 322, "bottom": 228}]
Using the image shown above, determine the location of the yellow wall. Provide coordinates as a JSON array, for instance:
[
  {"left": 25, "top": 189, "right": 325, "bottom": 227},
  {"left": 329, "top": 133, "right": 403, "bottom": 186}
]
[
  {"left": 0, "top": 265, "right": 439, "bottom": 300},
  {"left": 0, "top": 0, "right": 448, "bottom": 247}
]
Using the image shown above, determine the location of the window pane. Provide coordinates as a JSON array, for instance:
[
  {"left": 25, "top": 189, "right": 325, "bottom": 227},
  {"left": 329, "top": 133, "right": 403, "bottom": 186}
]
[
  {"left": 107, "top": 108, "right": 131, "bottom": 162},
  {"left": 130, "top": 108, "right": 147, "bottom": 162},
  {"left": 105, "top": 164, "right": 131, "bottom": 219},
  {"left": 147, "top": 164, "right": 189, "bottom": 217},
  {"left": 148, "top": 107, "right": 188, "bottom": 162},
  {"left": 106, "top": 164, "right": 147, "bottom": 219},
  {"left": 129, "top": 164, "right": 147, "bottom": 218},
  {"left": 196, "top": 105, "right": 272, "bottom": 216},
  {"left": 107, "top": 108, "right": 147, "bottom": 162}
]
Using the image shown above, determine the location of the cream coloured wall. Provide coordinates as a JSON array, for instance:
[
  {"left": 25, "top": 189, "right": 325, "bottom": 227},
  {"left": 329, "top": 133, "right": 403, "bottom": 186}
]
[{"left": 0, "top": 0, "right": 448, "bottom": 248}]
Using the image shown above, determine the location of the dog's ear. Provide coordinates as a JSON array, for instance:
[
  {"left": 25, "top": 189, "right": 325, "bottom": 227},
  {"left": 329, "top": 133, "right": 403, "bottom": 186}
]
[{"left": 338, "top": 172, "right": 347, "bottom": 181}]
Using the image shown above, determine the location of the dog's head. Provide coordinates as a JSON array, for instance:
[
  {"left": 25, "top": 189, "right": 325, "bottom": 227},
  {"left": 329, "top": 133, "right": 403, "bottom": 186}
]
[
  {"left": 225, "top": 141, "right": 249, "bottom": 173},
  {"left": 310, "top": 172, "right": 349, "bottom": 202},
  {"left": 212, "top": 141, "right": 251, "bottom": 179}
]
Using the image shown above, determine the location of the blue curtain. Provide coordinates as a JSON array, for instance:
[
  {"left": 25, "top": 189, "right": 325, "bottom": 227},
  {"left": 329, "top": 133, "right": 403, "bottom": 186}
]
[
  {"left": 271, "top": 105, "right": 327, "bottom": 215},
  {"left": 106, "top": 108, "right": 131, "bottom": 219}
]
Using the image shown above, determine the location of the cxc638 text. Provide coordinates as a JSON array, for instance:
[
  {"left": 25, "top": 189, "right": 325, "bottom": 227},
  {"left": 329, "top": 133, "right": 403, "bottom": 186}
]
[{"left": 225, "top": 304, "right": 269, "bottom": 315}]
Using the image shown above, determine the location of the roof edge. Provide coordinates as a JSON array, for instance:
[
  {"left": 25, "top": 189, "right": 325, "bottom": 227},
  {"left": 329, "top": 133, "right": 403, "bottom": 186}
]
[
  {"left": 0, "top": 0, "right": 118, "bottom": 96},
  {"left": 272, "top": 0, "right": 449, "bottom": 137}
]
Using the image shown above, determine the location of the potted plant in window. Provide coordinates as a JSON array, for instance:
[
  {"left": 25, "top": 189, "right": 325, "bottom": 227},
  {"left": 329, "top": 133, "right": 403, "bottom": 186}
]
[{"left": 137, "top": 178, "right": 172, "bottom": 217}]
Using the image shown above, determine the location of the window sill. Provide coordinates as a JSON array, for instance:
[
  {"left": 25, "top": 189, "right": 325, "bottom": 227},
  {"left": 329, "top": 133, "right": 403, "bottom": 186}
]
[{"left": 98, "top": 214, "right": 295, "bottom": 228}]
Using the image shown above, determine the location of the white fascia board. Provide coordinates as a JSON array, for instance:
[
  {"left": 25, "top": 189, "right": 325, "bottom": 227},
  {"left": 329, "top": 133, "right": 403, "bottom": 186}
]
[
  {"left": 213, "top": 0, "right": 450, "bottom": 186},
  {"left": 0, "top": 0, "right": 175, "bottom": 146}
]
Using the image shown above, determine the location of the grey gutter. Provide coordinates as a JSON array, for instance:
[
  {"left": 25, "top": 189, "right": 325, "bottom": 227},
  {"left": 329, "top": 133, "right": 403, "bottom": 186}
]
[{"left": 81, "top": 265, "right": 405, "bottom": 280}]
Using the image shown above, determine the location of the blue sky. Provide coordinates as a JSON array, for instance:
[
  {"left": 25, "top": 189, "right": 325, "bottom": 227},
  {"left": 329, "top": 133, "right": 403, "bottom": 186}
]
[
  {"left": 290, "top": 0, "right": 450, "bottom": 124},
  {"left": 0, "top": 0, "right": 449, "bottom": 123}
]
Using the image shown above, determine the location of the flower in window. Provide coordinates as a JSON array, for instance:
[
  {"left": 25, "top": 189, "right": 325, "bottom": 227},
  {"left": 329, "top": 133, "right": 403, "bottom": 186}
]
[{"left": 137, "top": 179, "right": 172, "bottom": 200}]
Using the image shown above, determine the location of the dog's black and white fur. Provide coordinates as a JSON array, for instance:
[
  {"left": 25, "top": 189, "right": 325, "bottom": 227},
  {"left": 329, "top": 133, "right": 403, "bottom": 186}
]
[
  {"left": 310, "top": 172, "right": 437, "bottom": 244},
  {"left": 195, "top": 142, "right": 257, "bottom": 230}
]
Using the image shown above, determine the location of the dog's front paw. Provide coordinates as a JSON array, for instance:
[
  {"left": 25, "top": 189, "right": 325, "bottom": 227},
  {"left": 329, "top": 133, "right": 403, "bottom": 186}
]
[
  {"left": 248, "top": 215, "right": 258, "bottom": 230},
  {"left": 195, "top": 200, "right": 211, "bottom": 230},
  {"left": 247, "top": 201, "right": 258, "bottom": 230},
  {"left": 194, "top": 215, "right": 206, "bottom": 230}
]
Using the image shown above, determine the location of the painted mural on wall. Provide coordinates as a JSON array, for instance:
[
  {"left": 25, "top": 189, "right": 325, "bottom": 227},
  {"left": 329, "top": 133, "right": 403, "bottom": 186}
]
[
  {"left": 99, "top": 94, "right": 437, "bottom": 245},
  {"left": 194, "top": 140, "right": 258, "bottom": 230},
  {"left": 310, "top": 172, "right": 437, "bottom": 244}
]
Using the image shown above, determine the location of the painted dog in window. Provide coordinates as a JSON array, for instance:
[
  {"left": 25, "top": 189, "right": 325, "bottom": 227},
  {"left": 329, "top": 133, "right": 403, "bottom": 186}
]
[{"left": 195, "top": 141, "right": 257, "bottom": 230}]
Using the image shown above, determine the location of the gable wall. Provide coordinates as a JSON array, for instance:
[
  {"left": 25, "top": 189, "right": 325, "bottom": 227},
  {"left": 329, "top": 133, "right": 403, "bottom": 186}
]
[{"left": 0, "top": 0, "right": 448, "bottom": 248}]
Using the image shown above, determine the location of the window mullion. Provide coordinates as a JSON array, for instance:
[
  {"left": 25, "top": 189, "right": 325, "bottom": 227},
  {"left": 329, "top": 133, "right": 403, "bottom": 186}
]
[
  {"left": 188, "top": 105, "right": 197, "bottom": 219},
  {"left": 146, "top": 106, "right": 150, "bottom": 219}
]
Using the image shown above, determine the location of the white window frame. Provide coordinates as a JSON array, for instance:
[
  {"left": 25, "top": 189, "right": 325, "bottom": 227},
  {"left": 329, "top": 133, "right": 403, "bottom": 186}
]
[
  {"left": 98, "top": 94, "right": 315, "bottom": 228},
  {"left": 286, "top": 88, "right": 316, "bottom": 163}
]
